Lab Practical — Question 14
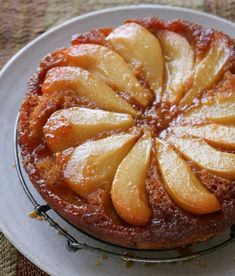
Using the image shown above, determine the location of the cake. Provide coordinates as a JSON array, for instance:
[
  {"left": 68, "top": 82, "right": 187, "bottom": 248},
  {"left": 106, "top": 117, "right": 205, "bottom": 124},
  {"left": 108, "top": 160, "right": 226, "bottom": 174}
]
[{"left": 18, "top": 17, "right": 235, "bottom": 249}]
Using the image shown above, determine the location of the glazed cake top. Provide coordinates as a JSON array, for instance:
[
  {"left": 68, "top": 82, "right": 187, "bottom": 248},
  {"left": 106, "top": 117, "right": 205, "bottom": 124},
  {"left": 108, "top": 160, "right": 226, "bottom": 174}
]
[{"left": 18, "top": 17, "right": 235, "bottom": 249}]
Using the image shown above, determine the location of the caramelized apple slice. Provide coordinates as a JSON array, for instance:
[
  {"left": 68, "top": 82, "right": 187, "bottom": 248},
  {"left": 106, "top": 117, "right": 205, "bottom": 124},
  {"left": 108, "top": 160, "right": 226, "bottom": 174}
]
[
  {"left": 111, "top": 132, "right": 152, "bottom": 225},
  {"left": 64, "top": 133, "right": 138, "bottom": 198},
  {"left": 155, "top": 139, "right": 220, "bottom": 215},
  {"left": 106, "top": 23, "right": 164, "bottom": 101},
  {"left": 42, "top": 67, "right": 138, "bottom": 116},
  {"left": 180, "top": 36, "right": 230, "bottom": 106},
  {"left": 172, "top": 124, "right": 235, "bottom": 149},
  {"left": 184, "top": 100, "right": 235, "bottom": 124},
  {"left": 44, "top": 107, "right": 134, "bottom": 152},
  {"left": 168, "top": 136, "right": 235, "bottom": 179},
  {"left": 65, "top": 44, "right": 152, "bottom": 107},
  {"left": 157, "top": 30, "right": 194, "bottom": 103}
]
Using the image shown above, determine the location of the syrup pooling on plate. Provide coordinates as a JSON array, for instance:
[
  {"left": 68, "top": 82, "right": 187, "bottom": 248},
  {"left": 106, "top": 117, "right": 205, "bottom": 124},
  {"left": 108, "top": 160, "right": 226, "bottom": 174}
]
[{"left": 18, "top": 17, "right": 235, "bottom": 249}]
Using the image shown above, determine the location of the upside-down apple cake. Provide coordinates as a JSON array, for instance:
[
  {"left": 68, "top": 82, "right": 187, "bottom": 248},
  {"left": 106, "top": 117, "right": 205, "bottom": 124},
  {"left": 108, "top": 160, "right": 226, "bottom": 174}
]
[{"left": 18, "top": 17, "right": 235, "bottom": 249}]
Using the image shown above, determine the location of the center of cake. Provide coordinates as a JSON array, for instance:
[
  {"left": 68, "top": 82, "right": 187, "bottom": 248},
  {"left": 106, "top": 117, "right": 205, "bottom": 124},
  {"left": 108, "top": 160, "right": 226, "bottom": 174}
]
[{"left": 136, "top": 102, "right": 180, "bottom": 136}]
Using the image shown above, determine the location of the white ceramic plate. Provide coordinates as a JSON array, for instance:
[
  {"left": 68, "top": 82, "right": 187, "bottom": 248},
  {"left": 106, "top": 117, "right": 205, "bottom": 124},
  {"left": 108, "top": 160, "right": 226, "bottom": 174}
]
[{"left": 0, "top": 5, "right": 235, "bottom": 276}]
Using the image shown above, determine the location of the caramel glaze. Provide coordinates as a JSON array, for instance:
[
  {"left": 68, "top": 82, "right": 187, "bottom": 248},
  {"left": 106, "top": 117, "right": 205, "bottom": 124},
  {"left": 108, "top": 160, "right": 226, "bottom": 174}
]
[{"left": 18, "top": 17, "right": 235, "bottom": 249}]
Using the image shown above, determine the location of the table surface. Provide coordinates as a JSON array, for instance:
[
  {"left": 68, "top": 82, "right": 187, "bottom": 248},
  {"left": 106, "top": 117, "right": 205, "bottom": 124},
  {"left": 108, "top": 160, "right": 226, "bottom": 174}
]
[{"left": 0, "top": 0, "right": 235, "bottom": 275}]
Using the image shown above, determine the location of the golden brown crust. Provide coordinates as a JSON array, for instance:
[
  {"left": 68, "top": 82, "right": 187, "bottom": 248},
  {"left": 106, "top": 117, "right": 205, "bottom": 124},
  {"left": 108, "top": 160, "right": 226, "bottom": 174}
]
[{"left": 18, "top": 17, "right": 235, "bottom": 249}]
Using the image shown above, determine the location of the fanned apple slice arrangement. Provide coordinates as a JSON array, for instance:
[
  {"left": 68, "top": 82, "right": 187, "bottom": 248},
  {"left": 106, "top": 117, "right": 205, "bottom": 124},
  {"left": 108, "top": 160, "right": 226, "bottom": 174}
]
[{"left": 41, "top": 22, "right": 235, "bottom": 226}]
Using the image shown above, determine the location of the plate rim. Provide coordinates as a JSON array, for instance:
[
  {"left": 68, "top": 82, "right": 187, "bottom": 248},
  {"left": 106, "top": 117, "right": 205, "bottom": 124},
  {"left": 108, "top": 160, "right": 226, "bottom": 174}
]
[
  {"left": 1, "top": 3, "right": 235, "bottom": 78},
  {"left": 0, "top": 4, "right": 235, "bottom": 275}
]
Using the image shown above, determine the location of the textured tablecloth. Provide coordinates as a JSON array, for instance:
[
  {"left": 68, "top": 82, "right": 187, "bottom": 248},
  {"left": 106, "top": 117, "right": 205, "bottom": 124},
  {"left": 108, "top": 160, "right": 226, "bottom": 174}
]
[{"left": 0, "top": 0, "right": 234, "bottom": 275}]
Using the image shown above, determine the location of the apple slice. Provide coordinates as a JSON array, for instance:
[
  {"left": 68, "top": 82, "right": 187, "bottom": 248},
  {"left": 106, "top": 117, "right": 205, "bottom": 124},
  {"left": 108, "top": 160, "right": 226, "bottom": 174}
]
[
  {"left": 180, "top": 36, "right": 230, "bottom": 107},
  {"left": 42, "top": 67, "right": 138, "bottom": 116},
  {"left": 168, "top": 136, "right": 235, "bottom": 179},
  {"left": 184, "top": 99, "right": 235, "bottom": 124},
  {"left": 157, "top": 30, "right": 194, "bottom": 103},
  {"left": 65, "top": 44, "right": 152, "bottom": 107},
  {"left": 106, "top": 23, "right": 164, "bottom": 101},
  {"left": 155, "top": 139, "right": 220, "bottom": 215},
  {"left": 111, "top": 132, "right": 152, "bottom": 225},
  {"left": 44, "top": 107, "right": 134, "bottom": 152},
  {"left": 64, "top": 133, "right": 138, "bottom": 198},
  {"left": 172, "top": 123, "right": 235, "bottom": 149}
]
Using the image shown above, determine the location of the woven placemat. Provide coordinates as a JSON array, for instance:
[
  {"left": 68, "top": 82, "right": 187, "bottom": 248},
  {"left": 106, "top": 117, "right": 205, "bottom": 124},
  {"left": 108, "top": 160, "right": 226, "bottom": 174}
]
[{"left": 0, "top": 0, "right": 235, "bottom": 275}]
